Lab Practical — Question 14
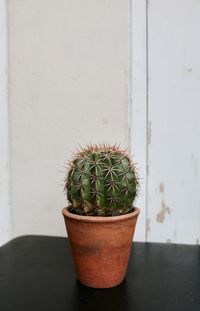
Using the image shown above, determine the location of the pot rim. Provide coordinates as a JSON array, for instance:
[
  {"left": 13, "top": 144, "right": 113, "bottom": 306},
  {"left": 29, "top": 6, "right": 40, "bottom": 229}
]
[{"left": 62, "top": 206, "right": 140, "bottom": 223}]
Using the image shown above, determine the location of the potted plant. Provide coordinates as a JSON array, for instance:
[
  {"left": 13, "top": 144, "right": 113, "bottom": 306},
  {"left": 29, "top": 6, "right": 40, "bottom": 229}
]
[{"left": 62, "top": 144, "right": 140, "bottom": 288}]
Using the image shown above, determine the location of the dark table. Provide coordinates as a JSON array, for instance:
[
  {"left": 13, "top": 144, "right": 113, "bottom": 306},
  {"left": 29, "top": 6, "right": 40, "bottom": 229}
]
[{"left": 0, "top": 236, "right": 199, "bottom": 311}]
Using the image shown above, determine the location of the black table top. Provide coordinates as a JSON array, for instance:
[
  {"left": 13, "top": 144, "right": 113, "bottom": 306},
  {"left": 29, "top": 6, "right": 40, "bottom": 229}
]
[{"left": 0, "top": 235, "right": 199, "bottom": 311}]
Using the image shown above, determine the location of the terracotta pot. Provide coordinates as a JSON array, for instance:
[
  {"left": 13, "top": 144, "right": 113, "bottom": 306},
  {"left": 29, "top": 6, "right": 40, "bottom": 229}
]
[{"left": 62, "top": 207, "right": 140, "bottom": 288}]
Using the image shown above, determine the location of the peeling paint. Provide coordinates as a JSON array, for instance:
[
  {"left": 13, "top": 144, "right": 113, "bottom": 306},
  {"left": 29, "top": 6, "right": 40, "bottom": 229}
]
[
  {"left": 159, "top": 182, "right": 165, "bottom": 193},
  {"left": 186, "top": 67, "right": 192, "bottom": 72},
  {"left": 148, "top": 121, "right": 152, "bottom": 145},
  {"left": 102, "top": 118, "right": 107, "bottom": 125},
  {"left": 156, "top": 200, "right": 171, "bottom": 223},
  {"left": 146, "top": 218, "right": 151, "bottom": 233},
  {"left": 157, "top": 182, "right": 171, "bottom": 223}
]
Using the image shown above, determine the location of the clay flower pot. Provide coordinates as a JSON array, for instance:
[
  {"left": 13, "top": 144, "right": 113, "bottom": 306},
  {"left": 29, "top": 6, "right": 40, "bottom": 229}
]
[{"left": 62, "top": 206, "right": 140, "bottom": 288}]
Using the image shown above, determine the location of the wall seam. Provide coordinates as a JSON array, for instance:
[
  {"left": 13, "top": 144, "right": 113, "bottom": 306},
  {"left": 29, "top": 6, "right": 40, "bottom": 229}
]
[{"left": 145, "top": 0, "right": 149, "bottom": 242}]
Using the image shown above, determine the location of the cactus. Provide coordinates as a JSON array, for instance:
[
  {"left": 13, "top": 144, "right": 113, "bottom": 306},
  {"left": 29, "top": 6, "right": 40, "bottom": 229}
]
[{"left": 65, "top": 144, "right": 139, "bottom": 216}]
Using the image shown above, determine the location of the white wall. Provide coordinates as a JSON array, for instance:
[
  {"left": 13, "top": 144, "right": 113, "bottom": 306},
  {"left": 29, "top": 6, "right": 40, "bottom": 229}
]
[
  {"left": 147, "top": 0, "right": 200, "bottom": 244},
  {"left": 8, "top": 0, "right": 131, "bottom": 238},
  {"left": 132, "top": 0, "right": 200, "bottom": 245},
  {"left": 0, "top": 0, "right": 12, "bottom": 246}
]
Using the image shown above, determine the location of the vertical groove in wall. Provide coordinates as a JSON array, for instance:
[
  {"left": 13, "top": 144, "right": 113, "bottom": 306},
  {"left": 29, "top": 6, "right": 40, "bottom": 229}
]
[
  {"left": 0, "top": 0, "right": 12, "bottom": 245},
  {"left": 145, "top": 0, "right": 149, "bottom": 242},
  {"left": 128, "top": 0, "right": 133, "bottom": 151},
  {"left": 131, "top": 0, "right": 147, "bottom": 241},
  {"left": 6, "top": 0, "right": 12, "bottom": 238}
]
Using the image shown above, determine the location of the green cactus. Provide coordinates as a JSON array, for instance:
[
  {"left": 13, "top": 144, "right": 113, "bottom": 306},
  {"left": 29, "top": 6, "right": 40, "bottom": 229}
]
[{"left": 65, "top": 144, "right": 139, "bottom": 216}]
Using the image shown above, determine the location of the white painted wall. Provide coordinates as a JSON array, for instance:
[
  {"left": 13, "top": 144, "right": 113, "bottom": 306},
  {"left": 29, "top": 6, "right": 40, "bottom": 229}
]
[
  {"left": 132, "top": 0, "right": 200, "bottom": 245},
  {"left": 8, "top": 0, "right": 131, "bottom": 238},
  {"left": 0, "top": 0, "right": 12, "bottom": 246},
  {"left": 147, "top": 0, "right": 200, "bottom": 244}
]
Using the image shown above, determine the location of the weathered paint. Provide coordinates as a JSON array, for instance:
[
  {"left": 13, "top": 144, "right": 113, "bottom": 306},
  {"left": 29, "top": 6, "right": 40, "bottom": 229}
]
[
  {"left": 159, "top": 182, "right": 164, "bottom": 193},
  {"left": 156, "top": 200, "right": 171, "bottom": 224},
  {"left": 147, "top": 0, "right": 200, "bottom": 244},
  {"left": 146, "top": 218, "right": 151, "bottom": 232},
  {"left": 132, "top": 0, "right": 200, "bottom": 244}
]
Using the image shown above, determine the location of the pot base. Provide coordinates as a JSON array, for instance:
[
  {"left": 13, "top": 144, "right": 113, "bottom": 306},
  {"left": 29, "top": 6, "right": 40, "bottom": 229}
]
[{"left": 77, "top": 277, "right": 125, "bottom": 289}]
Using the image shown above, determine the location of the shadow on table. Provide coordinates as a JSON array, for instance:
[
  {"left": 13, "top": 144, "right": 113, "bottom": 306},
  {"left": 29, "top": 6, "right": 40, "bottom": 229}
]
[{"left": 68, "top": 278, "right": 133, "bottom": 311}]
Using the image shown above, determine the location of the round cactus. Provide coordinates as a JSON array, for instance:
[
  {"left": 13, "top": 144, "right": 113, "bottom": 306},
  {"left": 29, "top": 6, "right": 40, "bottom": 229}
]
[{"left": 65, "top": 144, "right": 139, "bottom": 216}]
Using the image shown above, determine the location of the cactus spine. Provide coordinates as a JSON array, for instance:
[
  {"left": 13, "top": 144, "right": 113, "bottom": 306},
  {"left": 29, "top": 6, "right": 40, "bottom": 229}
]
[{"left": 65, "top": 144, "right": 138, "bottom": 216}]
